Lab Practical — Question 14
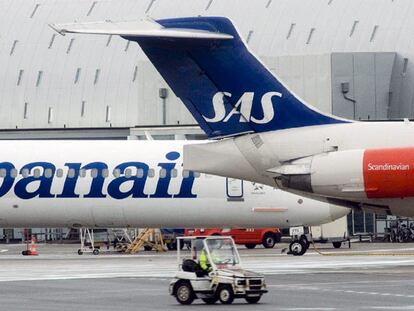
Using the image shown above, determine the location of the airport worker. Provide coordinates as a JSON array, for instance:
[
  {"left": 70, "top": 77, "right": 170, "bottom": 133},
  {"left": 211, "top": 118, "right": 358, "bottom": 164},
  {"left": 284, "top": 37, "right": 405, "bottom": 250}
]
[{"left": 199, "top": 247, "right": 212, "bottom": 273}]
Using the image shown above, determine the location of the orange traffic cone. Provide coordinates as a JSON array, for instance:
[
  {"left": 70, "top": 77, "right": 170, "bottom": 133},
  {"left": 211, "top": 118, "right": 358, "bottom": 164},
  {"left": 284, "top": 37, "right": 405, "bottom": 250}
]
[{"left": 22, "top": 236, "right": 38, "bottom": 256}]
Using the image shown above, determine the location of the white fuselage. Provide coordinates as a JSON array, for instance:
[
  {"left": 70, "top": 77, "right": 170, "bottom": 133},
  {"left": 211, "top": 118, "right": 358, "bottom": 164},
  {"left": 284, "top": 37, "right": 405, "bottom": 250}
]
[
  {"left": 0, "top": 140, "right": 347, "bottom": 228},
  {"left": 184, "top": 121, "right": 414, "bottom": 217}
]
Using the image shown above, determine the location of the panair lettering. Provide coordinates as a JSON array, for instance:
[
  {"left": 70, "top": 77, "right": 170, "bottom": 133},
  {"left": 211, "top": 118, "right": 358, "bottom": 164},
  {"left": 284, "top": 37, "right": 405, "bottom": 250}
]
[
  {"left": 14, "top": 162, "right": 56, "bottom": 199},
  {"left": 0, "top": 152, "right": 198, "bottom": 200},
  {"left": 107, "top": 162, "right": 149, "bottom": 199},
  {"left": 0, "top": 162, "right": 15, "bottom": 197},
  {"left": 204, "top": 91, "right": 281, "bottom": 124},
  {"left": 150, "top": 151, "right": 179, "bottom": 198}
]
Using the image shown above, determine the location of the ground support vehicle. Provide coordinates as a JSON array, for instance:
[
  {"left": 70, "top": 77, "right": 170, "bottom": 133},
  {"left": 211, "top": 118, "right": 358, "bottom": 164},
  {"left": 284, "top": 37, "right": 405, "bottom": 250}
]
[
  {"left": 185, "top": 228, "right": 281, "bottom": 249},
  {"left": 169, "top": 236, "right": 267, "bottom": 305}
]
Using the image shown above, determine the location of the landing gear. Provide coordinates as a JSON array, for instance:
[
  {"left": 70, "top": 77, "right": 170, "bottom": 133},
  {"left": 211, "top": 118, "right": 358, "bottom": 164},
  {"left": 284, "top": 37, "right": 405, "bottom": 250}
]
[{"left": 289, "top": 235, "right": 309, "bottom": 256}]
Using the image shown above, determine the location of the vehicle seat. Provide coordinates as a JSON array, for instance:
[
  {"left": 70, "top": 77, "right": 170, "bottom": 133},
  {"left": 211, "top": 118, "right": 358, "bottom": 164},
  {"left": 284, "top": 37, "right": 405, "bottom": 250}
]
[
  {"left": 182, "top": 259, "right": 207, "bottom": 277},
  {"left": 182, "top": 259, "right": 199, "bottom": 272}
]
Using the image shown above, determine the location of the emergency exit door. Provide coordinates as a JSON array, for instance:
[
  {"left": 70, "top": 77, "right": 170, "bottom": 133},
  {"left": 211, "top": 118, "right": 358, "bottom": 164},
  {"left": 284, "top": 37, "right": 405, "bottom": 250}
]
[{"left": 226, "top": 178, "right": 244, "bottom": 201}]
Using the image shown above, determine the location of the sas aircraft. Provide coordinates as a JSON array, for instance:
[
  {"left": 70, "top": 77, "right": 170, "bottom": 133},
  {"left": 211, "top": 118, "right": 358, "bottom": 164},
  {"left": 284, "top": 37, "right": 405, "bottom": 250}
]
[
  {"left": 0, "top": 140, "right": 347, "bottom": 228},
  {"left": 50, "top": 16, "right": 414, "bottom": 218}
]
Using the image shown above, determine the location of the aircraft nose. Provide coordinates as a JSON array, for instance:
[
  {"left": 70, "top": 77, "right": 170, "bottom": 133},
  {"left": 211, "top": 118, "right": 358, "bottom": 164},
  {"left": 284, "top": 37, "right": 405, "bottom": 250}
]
[{"left": 329, "top": 204, "right": 351, "bottom": 221}]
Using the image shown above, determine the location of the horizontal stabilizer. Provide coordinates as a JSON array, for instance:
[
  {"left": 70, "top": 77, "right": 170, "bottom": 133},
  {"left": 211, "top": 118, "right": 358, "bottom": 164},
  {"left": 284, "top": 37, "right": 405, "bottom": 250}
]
[{"left": 49, "top": 19, "right": 233, "bottom": 40}]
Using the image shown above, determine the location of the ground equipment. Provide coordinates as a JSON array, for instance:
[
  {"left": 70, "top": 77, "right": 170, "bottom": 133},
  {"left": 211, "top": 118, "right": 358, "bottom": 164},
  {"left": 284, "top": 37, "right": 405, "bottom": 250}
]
[{"left": 169, "top": 236, "right": 267, "bottom": 305}]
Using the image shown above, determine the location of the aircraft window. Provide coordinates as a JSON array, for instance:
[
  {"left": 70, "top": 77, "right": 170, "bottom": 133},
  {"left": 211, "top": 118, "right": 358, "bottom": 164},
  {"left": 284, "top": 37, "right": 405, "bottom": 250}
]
[
  {"left": 56, "top": 169, "right": 63, "bottom": 178},
  {"left": 136, "top": 168, "right": 144, "bottom": 178},
  {"left": 148, "top": 169, "right": 155, "bottom": 178},
  {"left": 132, "top": 65, "right": 138, "bottom": 82},
  {"left": 44, "top": 169, "right": 53, "bottom": 178},
  {"left": 102, "top": 169, "right": 109, "bottom": 178},
  {"left": 68, "top": 168, "right": 75, "bottom": 178},
  {"left": 23, "top": 102, "right": 29, "bottom": 119},
  {"left": 113, "top": 169, "right": 121, "bottom": 177},
  {"left": 0, "top": 169, "right": 6, "bottom": 177},
  {"left": 193, "top": 171, "right": 201, "bottom": 178},
  {"left": 80, "top": 169, "right": 86, "bottom": 178},
  {"left": 21, "top": 169, "right": 29, "bottom": 178},
  {"left": 182, "top": 170, "right": 190, "bottom": 178},
  {"left": 87, "top": 1, "right": 97, "bottom": 16},
  {"left": 81, "top": 100, "right": 86, "bottom": 116},
  {"left": 10, "top": 169, "right": 17, "bottom": 178},
  {"left": 159, "top": 168, "right": 167, "bottom": 179},
  {"left": 171, "top": 169, "right": 178, "bottom": 178},
  {"left": 33, "top": 168, "right": 41, "bottom": 178},
  {"left": 91, "top": 169, "right": 98, "bottom": 178},
  {"left": 125, "top": 169, "right": 132, "bottom": 178}
]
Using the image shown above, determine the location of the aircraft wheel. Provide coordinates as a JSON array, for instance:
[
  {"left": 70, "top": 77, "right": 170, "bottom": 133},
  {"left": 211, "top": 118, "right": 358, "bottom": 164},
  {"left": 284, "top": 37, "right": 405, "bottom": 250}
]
[
  {"left": 289, "top": 240, "right": 307, "bottom": 256},
  {"left": 245, "top": 295, "right": 262, "bottom": 304},
  {"left": 144, "top": 245, "right": 153, "bottom": 251},
  {"left": 262, "top": 233, "right": 276, "bottom": 248},
  {"left": 300, "top": 235, "right": 310, "bottom": 250},
  {"left": 217, "top": 284, "right": 234, "bottom": 304},
  {"left": 202, "top": 297, "right": 218, "bottom": 304},
  {"left": 174, "top": 281, "right": 195, "bottom": 305},
  {"left": 92, "top": 249, "right": 99, "bottom": 255},
  {"left": 77, "top": 249, "right": 83, "bottom": 255},
  {"left": 245, "top": 244, "right": 256, "bottom": 249},
  {"left": 333, "top": 241, "right": 342, "bottom": 249}
]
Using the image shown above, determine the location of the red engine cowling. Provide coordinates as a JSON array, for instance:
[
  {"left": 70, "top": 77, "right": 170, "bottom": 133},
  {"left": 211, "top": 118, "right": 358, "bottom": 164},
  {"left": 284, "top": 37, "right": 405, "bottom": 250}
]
[{"left": 278, "top": 147, "right": 414, "bottom": 199}]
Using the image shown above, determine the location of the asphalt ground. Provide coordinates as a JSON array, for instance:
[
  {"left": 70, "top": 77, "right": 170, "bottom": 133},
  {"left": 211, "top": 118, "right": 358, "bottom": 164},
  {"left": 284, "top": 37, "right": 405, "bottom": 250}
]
[{"left": 1, "top": 243, "right": 414, "bottom": 310}]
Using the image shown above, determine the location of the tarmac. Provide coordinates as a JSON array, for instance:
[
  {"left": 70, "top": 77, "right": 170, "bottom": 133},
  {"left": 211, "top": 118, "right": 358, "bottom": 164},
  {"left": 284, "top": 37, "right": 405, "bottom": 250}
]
[{"left": 1, "top": 242, "right": 414, "bottom": 310}]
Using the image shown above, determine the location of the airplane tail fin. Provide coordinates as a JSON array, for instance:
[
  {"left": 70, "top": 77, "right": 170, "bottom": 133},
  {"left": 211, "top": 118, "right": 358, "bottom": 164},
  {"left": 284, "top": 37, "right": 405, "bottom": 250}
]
[{"left": 51, "top": 17, "right": 350, "bottom": 139}]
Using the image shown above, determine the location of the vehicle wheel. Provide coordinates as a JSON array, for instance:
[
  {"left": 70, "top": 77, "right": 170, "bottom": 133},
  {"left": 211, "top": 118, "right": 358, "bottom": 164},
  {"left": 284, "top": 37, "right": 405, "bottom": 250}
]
[
  {"left": 245, "top": 244, "right": 256, "bottom": 249},
  {"left": 262, "top": 233, "right": 276, "bottom": 248},
  {"left": 333, "top": 241, "right": 342, "bottom": 249},
  {"left": 202, "top": 297, "right": 218, "bottom": 304},
  {"left": 92, "top": 249, "right": 99, "bottom": 255},
  {"left": 217, "top": 284, "right": 234, "bottom": 304},
  {"left": 245, "top": 295, "right": 262, "bottom": 304},
  {"left": 144, "top": 245, "right": 152, "bottom": 251},
  {"left": 174, "top": 281, "right": 195, "bottom": 305},
  {"left": 166, "top": 243, "right": 175, "bottom": 250},
  {"left": 289, "top": 240, "right": 307, "bottom": 256},
  {"left": 77, "top": 249, "right": 83, "bottom": 255}
]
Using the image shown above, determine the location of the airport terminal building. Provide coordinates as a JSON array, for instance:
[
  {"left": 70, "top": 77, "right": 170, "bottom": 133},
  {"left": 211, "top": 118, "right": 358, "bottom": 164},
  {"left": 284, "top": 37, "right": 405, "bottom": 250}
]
[{"left": 1, "top": 0, "right": 414, "bottom": 240}]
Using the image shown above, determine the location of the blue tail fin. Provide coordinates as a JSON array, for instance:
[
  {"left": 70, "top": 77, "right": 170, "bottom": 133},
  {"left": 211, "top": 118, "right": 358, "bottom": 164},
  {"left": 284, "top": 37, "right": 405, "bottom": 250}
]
[{"left": 125, "top": 17, "right": 349, "bottom": 139}]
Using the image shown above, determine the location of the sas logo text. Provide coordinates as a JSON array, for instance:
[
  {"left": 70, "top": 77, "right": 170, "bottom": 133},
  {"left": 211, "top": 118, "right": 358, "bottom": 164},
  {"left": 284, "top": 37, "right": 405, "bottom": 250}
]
[{"left": 203, "top": 91, "right": 281, "bottom": 124}]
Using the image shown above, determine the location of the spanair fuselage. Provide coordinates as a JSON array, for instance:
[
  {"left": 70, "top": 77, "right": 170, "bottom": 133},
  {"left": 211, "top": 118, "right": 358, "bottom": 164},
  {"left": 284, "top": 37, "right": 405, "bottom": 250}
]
[{"left": 0, "top": 140, "right": 347, "bottom": 228}]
